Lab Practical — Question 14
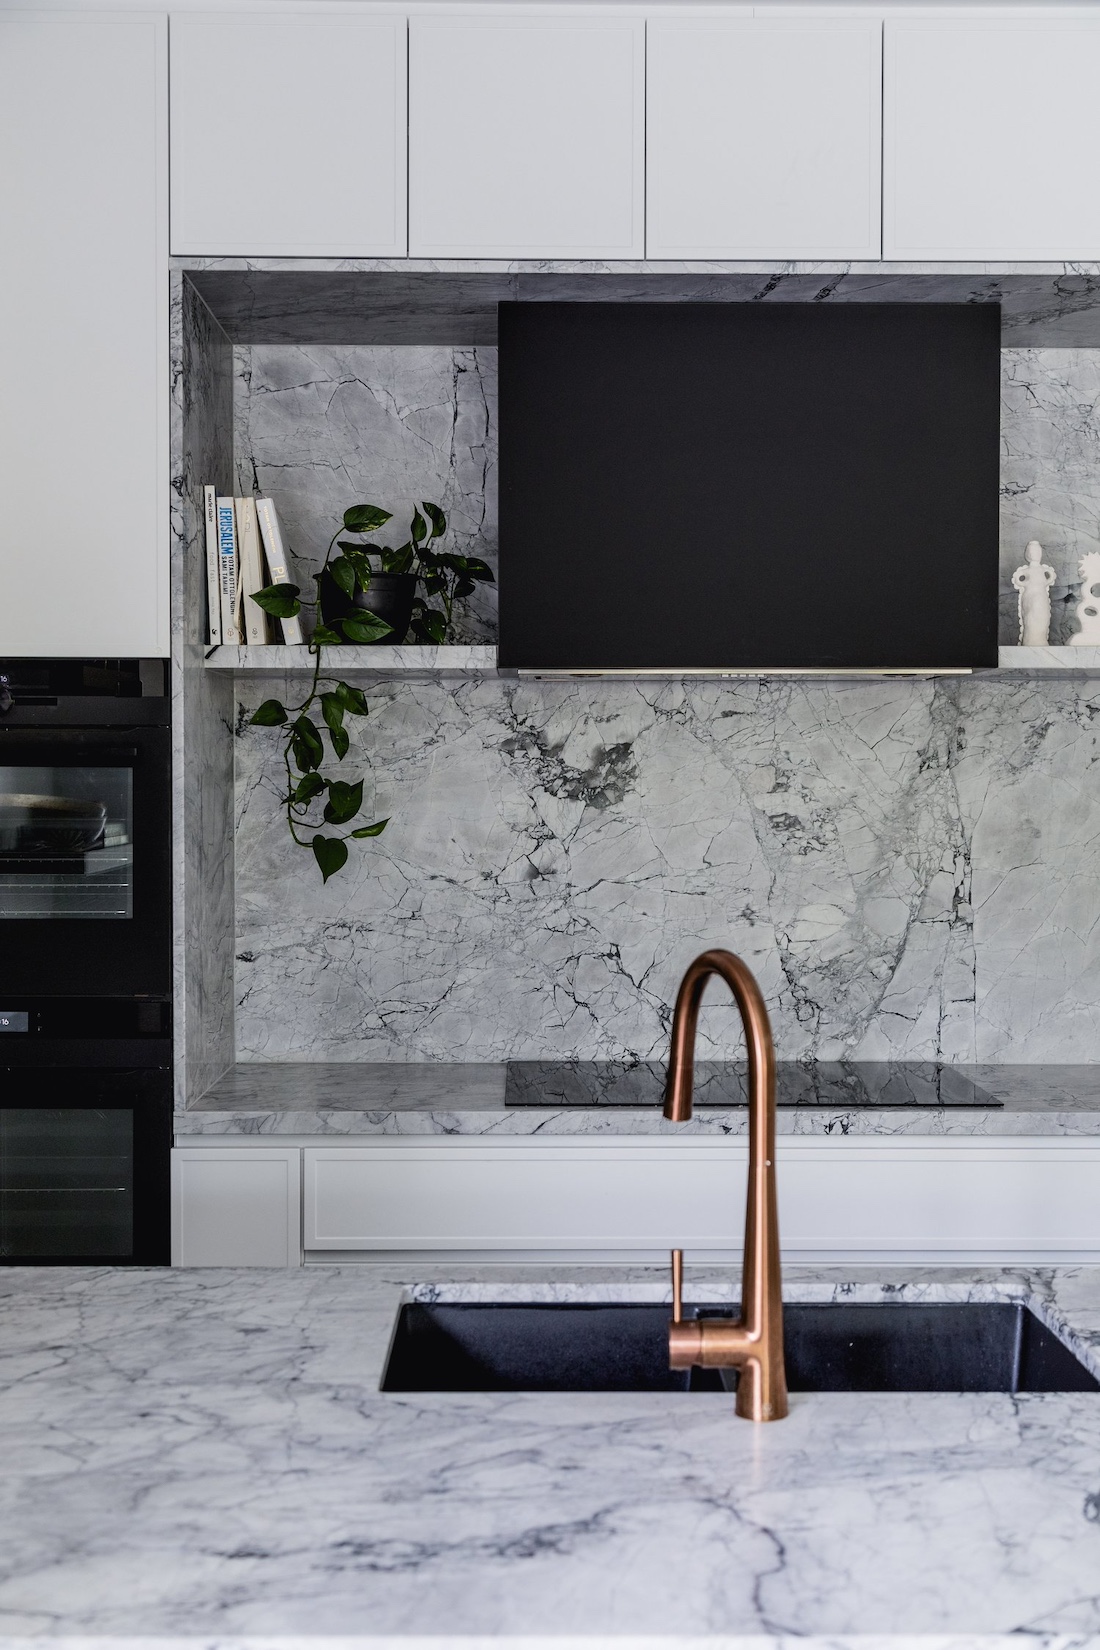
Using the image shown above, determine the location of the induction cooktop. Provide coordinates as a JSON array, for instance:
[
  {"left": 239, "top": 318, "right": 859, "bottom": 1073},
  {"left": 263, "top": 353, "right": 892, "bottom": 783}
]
[{"left": 504, "top": 1062, "right": 1003, "bottom": 1109}]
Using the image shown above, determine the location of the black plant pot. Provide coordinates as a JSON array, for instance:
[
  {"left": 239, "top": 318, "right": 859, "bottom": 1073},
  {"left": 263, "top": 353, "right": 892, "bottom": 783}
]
[{"left": 319, "top": 570, "right": 417, "bottom": 644}]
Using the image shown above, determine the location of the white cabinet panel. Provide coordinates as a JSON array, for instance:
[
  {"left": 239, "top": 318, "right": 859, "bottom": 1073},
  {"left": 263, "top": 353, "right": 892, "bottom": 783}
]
[
  {"left": 647, "top": 16, "right": 881, "bottom": 259},
  {"left": 0, "top": 12, "right": 167, "bottom": 657},
  {"left": 409, "top": 14, "right": 644, "bottom": 258},
  {"left": 886, "top": 17, "right": 1100, "bottom": 260},
  {"left": 170, "top": 12, "right": 406, "bottom": 256},
  {"left": 172, "top": 1149, "right": 301, "bottom": 1267},
  {"left": 304, "top": 1138, "right": 1100, "bottom": 1264}
]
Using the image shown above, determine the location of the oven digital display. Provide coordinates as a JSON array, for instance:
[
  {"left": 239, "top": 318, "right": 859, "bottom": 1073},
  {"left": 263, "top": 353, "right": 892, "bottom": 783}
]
[{"left": 0, "top": 1013, "right": 28, "bottom": 1032}]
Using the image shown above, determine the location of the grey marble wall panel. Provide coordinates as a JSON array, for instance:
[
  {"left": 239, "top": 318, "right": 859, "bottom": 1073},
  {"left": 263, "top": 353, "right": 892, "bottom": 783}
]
[
  {"left": 173, "top": 275, "right": 236, "bottom": 1105},
  {"left": 234, "top": 344, "right": 497, "bottom": 642},
  {"left": 1000, "top": 350, "right": 1100, "bottom": 642},
  {"left": 234, "top": 672, "right": 1100, "bottom": 1065},
  {"left": 230, "top": 345, "right": 1100, "bottom": 1067},
  {"left": 185, "top": 263, "right": 1100, "bottom": 348},
  {"left": 234, "top": 343, "right": 1100, "bottom": 651}
]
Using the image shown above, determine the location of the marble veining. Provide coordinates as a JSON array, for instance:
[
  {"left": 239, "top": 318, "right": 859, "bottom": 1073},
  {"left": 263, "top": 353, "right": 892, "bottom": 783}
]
[
  {"left": 5, "top": 1263, "right": 1100, "bottom": 1639},
  {"left": 179, "top": 1061, "right": 1100, "bottom": 1136},
  {"left": 182, "top": 261, "right": 1100, "bottom": 349},
  {"left": 234, "top": 343, "right": 497, "bottom": 642},
  {"left": 172, "top": 274, "right": 236, "bottom": 1105},
  {"left": 235, "top": 673, "right": 1100, "bottom": 1066}
]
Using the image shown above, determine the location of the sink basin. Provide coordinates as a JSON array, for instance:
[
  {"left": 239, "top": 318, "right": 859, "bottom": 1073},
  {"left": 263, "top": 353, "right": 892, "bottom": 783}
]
[{"left": 381, "top": 1302, "right": 1100, "bottom": 1394}]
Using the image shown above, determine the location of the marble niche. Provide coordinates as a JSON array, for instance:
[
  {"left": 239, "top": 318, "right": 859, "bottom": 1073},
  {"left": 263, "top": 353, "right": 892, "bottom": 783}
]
[{"left": 227, "top": 343, "right": 1100, "bottom": 1069}]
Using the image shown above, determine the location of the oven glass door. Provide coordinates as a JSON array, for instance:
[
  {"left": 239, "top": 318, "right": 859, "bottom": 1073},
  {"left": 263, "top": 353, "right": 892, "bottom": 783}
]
[
  {"left": 0, "top": 729, "right": 169, "bottom": 995},
  {"left": 0, "top": 1070, "right": 170, "bottom": 1264},
  {"left": 0, "top": 762, "right": 134, "bottom": 919}
]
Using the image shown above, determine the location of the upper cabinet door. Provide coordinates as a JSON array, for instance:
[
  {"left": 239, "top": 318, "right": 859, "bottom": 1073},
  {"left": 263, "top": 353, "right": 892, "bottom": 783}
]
[
  {"left": 647, "top": 15, "right": 881, "bottom": 260},
  {"left": 886, "top": 17, "right": 1100, "bottom": 259},
  {"left": 170, "top": 12, "right": 407, "bottom": 256},
  {"left": 0, "top": 11, "right": 168, "bottom": 657},
  {"left": 409, "top": 14, "right": 644, "bottom": 258}
]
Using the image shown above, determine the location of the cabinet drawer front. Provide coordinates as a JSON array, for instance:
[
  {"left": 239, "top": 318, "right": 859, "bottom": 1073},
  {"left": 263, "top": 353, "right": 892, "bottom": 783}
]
[
  {"left": 648, "top": 16, "right": 882, "bottom": 259},
  {"left": 886, "top": 17, "right": 1100, "bottom": 259},
  {"left": 172, "top": 1149, "right": 301, "bottom": 1267},
  {"left": 409, "top": 15, "right": 644, "bottom": 258},
  {"left": 304, "top": 1140, "right": 1100, "bottom": 1261},
  {"left": 170, "top": 12, "right": 407, "bottom": 256}
]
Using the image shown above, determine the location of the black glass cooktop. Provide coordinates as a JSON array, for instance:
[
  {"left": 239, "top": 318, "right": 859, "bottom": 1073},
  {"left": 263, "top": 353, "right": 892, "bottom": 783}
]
[{"left": 504, "top": 1062, "right": 1003, "bottom": 1109}]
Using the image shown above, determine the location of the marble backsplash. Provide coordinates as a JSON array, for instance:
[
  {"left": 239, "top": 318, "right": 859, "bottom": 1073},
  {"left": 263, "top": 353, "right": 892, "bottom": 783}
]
[
  {"left": 235, "top": 671, "right": 1100, "bottom": 1065},
  {"left": 229, "top": 343, "right": 1100, "bottom": 1068}
]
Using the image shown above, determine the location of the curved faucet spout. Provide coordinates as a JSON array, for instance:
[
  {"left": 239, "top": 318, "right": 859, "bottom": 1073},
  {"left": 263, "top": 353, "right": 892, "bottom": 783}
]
[{"left": 664, "top": 949, "right": 788, "bottom": 1422}]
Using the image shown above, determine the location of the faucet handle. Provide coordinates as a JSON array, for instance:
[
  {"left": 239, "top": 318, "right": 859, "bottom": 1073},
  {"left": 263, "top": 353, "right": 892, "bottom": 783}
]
[{"left": 671, "top": 1248, "right": 683, "bottom": 1324}]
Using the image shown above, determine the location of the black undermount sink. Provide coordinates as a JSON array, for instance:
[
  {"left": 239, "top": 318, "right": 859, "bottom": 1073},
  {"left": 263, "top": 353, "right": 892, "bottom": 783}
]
[{"left": 381, "top": 1302, "right": 1100, "bottom": 1394}]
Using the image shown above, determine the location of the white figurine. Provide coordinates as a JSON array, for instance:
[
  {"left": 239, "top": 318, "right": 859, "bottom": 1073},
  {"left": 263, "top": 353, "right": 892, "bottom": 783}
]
[
  {"left": 1070, "top": 550, "right": 1100, "bottom": 646},
  {"left": 1011, "top": 540, "right": 1056, "bottom": 646}
]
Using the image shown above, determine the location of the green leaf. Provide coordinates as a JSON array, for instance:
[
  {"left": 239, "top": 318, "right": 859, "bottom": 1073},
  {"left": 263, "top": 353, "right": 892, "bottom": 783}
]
[
  {"left": 343, "top": 504, "right": 392, "bottom": 534},
  {"left": 312, "top": 834, "right": 349, "bottom": 882},
  {"left": 291, "top": 772, "right": 325, "bottom": 806},
  {"left": 290, "top": 715, "right": 324, "bottom": 773},
  {"left": 454, "top": 578, "right": 476, "bottom": 600},
  {"left": 320, "top": 691, "right": 345, "bottom": 731},
  {"left": 350, "top": 818, "right": 389, "bottom": 839},
  {"left": 340, "top": 547, "right": 373, "bottom": 588},
  {"left": 411, "top": 607, "right": 447, "bottom": 645},
  {"left": 329, "top": 556, "right": 356, "bottom": 599},
  {"left": 333, "top": 682, "right": 370, "bottom": 717},
  {"left": 310, "top": 624, "right": 344, "bottom": 647},
  {"left": 465, "top": 558, "right": 495, "bottom": 583},
  {"left": 380, "top": 544, "right": 414, "bottom": 575},
  {"left": 249, "top": 698, "right": 287, "bottom": 726},
  {"left": 411, "top": 507, "right": 428, "bottom": 544},
  {"left": 423, "top": 501, "right": 447, "bottom": 539},
  {"left": 250, "top": 583, "right": 302, "bottom": 618},
  {"left": 324, "top": 778, "right": 364, "bottom": 825},
  {"left": 329, "top": 723, "right": 350, "bottom": 760},
  {"left": 340, "top": 611, "right": 393, "bottom": 645}
]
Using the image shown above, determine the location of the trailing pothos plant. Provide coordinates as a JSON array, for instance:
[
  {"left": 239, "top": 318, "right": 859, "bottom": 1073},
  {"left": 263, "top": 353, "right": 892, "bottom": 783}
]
[{"left": 244, "top": 500, "right": 493, "bottom": 883}]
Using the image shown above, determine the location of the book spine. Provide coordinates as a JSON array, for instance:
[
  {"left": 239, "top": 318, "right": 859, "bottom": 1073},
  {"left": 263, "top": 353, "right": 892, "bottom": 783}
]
[
  {"left": 255, "top": 496, "right": 304, "bottom": 645},
  {"left": 215, "top": 497, "right": 241, "bottom": 645},
  {"left": 236, "top": 496, "right": 272, "bottom": 646},
  {"left": 203, "top": 485, "right": 222, "bottom": 646},
  {"left": 214, "top": 495, "right": 239, "bottom": 643}
]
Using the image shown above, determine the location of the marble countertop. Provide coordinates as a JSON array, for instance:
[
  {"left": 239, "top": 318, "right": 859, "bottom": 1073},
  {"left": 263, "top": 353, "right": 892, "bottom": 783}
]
[
  {"left": 5, "top": 1260, "right": 1100, "bottom": 1643},
  {"left": 178, "top": 1060, "right": 1100, "bottom": 1137}
]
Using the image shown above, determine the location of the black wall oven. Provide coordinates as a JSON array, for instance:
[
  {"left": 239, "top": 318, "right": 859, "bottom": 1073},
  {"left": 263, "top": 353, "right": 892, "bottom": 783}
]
[{"left": 0, "top": 661, "right": 172, "bottom": 1264}]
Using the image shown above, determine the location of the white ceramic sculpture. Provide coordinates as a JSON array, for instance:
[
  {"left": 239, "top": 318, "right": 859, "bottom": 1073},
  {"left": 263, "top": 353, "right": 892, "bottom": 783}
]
[
  {"left": 1011, "top": 540, "right": 1056, "bottom": 645},
  {"left": 1069, "top": 550, "right": 1100, "bottom": 645}
]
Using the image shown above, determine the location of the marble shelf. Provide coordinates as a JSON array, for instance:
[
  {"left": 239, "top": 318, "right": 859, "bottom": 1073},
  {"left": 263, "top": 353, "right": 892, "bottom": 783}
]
[
  {"left": 204, "top": 643, "right": 496, "bottom": 674},
  {"left": 205, "top": 644, "right": 1100, "bottom": 677}
]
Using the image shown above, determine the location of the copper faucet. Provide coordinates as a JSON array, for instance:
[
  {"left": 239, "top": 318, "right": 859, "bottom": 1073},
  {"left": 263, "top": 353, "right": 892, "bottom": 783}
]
[{"left": 664, "top": 948, "right": 789, "bottom": 1422}]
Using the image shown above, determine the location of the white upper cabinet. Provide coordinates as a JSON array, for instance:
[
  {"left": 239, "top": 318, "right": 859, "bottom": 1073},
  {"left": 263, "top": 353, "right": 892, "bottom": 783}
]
[
  {"left": 0, "top": 11, "right": 168, "bottom": 657},
  {"left": 170, "top": 12, "right": 407, "bottom": 256},
  {"left": 647, "top": 15, "right": 882, "bottom": 260},
  {"left": 886, "top": 16, "right": 1100, "bottom": 260},
  {"left": 409, "top": 13, "right": 644, "bottom": 258}
]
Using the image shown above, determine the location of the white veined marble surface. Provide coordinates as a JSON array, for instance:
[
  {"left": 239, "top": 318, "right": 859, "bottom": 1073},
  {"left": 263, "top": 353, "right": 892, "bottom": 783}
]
[
  {"left": 3, "top": 1264, "right": 1100, "bottom": 1642},
  {"left": 225, "top": 341, "right": 1100, "bottom": 1069}
]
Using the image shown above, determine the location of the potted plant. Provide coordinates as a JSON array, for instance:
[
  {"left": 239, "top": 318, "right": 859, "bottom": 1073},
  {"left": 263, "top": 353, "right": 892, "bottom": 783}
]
[{"left": 319, "top": 500, "right": 494, "bottom": 644}]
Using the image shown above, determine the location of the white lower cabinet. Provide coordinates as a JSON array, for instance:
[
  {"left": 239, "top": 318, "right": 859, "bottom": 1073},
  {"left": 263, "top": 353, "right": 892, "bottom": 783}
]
[
  {"left": 173, "top": 1138, "right": 1100, "bottom": 1267},
  {"left": 172, "top": 1149, "right": 301, "bottom": 1267},
  {"left": 303, "top": 1137, "right": 1100, "bottom": 1265}
]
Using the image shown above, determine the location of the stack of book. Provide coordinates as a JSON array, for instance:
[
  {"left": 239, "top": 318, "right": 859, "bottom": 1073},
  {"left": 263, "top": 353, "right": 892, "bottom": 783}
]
[{"left": 202, "top": 487, "right": 303, "bottom": 646}]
